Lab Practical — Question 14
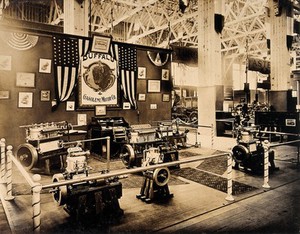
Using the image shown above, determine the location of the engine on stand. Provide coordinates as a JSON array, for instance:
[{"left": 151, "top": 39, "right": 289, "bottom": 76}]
[
  {"left": 16, "top": 121, "right": 86, "bottom": 173},
  {"left": 51, "top": 146, "right": 124, "bottom": 224},
  {"left": 136, "top": 147, "right": 174, "bottom": 203},
  {"left": 119, "top": 123, "right": 179, "bottom": 168},
  {"left": 231, "top": 129, "right": 279, "bottom": 174}
]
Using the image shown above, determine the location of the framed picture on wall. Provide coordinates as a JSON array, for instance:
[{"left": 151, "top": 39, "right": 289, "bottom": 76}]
[
  {"left": 0, "top": 55, "right": 12, "bottom": 71},
  {"left": 77, "top": 114, "right": 87, "bottom": 126},
  {"left": 123, "top": 102, "right": 131, "bottom": 109},
  {"left": 66, "top": 101, "right": 75, "bottom": 111},
  {"left": 18, "top": 92, "right": 33, "bottom": 108},
  {"left": 138, "top": 93, "right": 146, "bottom": 101},
  {"left": 0, "top": 91, "right": 10, "bottom": 99},
  {"left": 95, "top": 105, "right": 106, "bottom": 116},
  {"left": 161, "top": 69, "right": 169, "bottom": 80},
  {"left": 162, "top": 93, "right": 170, "bottom": 102},
  {"left": 39, "top": 58, "right": 52, "bottom": 73},
  {"left": 16, "top": 72, "right": 35, "bottom": 88},
  {"left": 40, "top": 90, "right": 50, "bottom": 101},
  {"left": 138, "top": 67, "right": 146, "bottom": 79},
  {"left": 91, "top": 35, "right": 112, "bottom": 54},
  {"left": 147, "top": 80, "right": 161, "bottom": 93}
]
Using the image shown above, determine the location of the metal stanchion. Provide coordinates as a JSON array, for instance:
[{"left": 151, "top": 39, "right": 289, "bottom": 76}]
[
  {"left": 106, "top": 136, "right": 110, "bottom": 171},
  {"left": 262, "top": 140, "right": 270, "bottom": 189},
  {"left": 225, "top": 153, "right": 234, "bottom": 201},
  {"left": 0, "top": 138, "right": 6, "bottom": 183},
  {"left": 5, "top": 145, "right": 15, "bottom": 201},
  {"left": 32, "top": 174, "right": 42, "bottom": 233}
]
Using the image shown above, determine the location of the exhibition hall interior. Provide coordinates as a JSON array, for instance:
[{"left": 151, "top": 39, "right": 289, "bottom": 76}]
[{"left": 0, "top": 0, "right": 300, "bottom": 233}]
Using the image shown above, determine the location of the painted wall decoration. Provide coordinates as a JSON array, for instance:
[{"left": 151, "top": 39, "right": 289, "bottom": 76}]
[
  {"left": 78, "top": 52, "right": 119, "bottom": 108},
  {"left": 0, "top": 32, "right": 39, "bottom": 50}
]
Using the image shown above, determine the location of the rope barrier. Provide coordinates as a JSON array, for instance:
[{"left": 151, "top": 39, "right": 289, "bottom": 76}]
[
  {"left": 262, "top": 140, "right": 270, "bottom": 189},
  {"left": 226, "top": 153, "right": 234, "bottom": 201},
  {"left": 5, "top": 146, "right": 14, "bottom": 201},
  {"left": 32, "top": 174, "right": 42, "bottom": 233},
  {"left": 0, "top": 138, "right": 6, "bottom": 183}
]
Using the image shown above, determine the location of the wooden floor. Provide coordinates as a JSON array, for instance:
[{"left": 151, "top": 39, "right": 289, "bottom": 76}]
[{"left": 0, "top": 136, "right": 300, "bottom": 233}]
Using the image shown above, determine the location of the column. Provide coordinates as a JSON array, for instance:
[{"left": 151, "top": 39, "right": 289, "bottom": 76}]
[
  {"left": 197, "top": 0, "right": 223, "bottom": 140},
  {"left": 268, "top": 0, "right": 291, "bottom": 90},
  {"left": 64, "top": 0, "right": 89, "bottom": 36}
]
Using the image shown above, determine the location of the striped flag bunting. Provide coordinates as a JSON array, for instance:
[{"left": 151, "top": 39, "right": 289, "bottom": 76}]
[
  {"left": 52, "top": 35, "right": 91, "bottom": 111},
  {"left": 110, "top": 42, "right": 138, "bottom": 109}
]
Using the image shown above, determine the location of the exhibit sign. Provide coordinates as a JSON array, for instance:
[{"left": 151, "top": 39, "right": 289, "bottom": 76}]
[{"left": 78, "top": 52, "right": 119, "bottom": 109}]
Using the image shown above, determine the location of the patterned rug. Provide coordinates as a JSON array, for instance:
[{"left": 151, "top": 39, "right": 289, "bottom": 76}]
[
  {"left": 197, "top": 155, "right": 228, "bottom": 175},
  {"left": 172, "top": 167, "right": 257, "bottom": 195}
]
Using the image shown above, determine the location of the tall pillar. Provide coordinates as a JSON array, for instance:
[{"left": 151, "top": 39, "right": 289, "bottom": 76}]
[
  {"left": 64, "top": 0, "right": 89, "bottom": 36},
  {"left": 268, "top": 0, "right": 291, "bottom": 90},
  {"left": 197, "top": 0, "right": 223, "bottom": 139}
]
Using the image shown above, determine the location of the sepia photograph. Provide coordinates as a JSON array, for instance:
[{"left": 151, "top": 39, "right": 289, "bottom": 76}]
[{"left": 0, "top": 1, "right": 299, "bottom": 234}]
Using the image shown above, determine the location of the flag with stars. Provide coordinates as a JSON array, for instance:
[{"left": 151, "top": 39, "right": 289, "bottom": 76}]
[
  {"left": 52, "top": 35, "right": 90, "bottom": 111},
  {"left": 117, "top": 44, "right": 137, "bottom": 109}
]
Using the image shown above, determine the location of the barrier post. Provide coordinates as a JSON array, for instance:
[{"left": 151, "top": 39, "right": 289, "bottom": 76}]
[
  {"left": 32, "top": 174, "right": 42, "bottom": 233},
  {"left": 0, "top": 138, "right": 6, "bottom": 183},
  {"left": 262, "top": 140, "right": 270, "bottom": 189},
  {"left": 225, "top": 153, "right": 234, "bottom": 201},
  {"left": 211, "top": 124, "right": 214, "bottom": 148},
  {"left": 195, "top": 126, "right": 201, "bottom": 148},
  {"left": 106, "top": 136, "right": 110, "bottom": 172},
  {"left": 5, "top": 145, "right": 15, "bottom": 201}
]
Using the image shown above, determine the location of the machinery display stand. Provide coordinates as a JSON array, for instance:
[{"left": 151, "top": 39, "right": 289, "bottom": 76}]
[{"left": 136, "top": 167, "right": 173, "bottom": 203}]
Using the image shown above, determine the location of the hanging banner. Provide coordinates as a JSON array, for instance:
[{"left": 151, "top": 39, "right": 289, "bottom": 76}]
[
  {"left": 248, "top": 57, "right": 270, "bottom": 74},
  {"left": 78, "top": 52, "right": 119, "bottom": 109}
]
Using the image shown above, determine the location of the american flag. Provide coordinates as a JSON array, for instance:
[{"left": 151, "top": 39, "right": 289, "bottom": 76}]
[
  {"left": 113, "top": 43, "right": 137, "bottom": 109},
  {"left": 52, "top": 35, "right": 90, "bottom": 111}
]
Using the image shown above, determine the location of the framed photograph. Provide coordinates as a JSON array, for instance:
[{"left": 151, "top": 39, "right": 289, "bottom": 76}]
[
  {"left": 150, "top": 104, "right": 157, "bottom": 109},
  {"left": 162, "top": 93, "right": 170, "bottom": 102},
  {"left": 16, "top": 72, "right": 35, "bottom": 88},
  {"left": 66, "top": 101, "right": 75, "bottom": 111},
  {"left": 286, "top": 119, "right": 296, "bottom": 127},
  {"left": 18, "top": 92, "right": 33, "bottom": 108},
  {"left": 91, "top": 35, "right": 112, "bottom": 54},
  {"left": 123, "top": 102, "right": 131, "bottom": 109},
  {"left": 0, "top": 55, "right": 12, "bottom": 71},
  {"left": 138, "top": 93, "right": 146, "bottom": 101},
  {"left": 39, "top": 58, "right": 52, "bottom": 73},
  {"left": 138, "top": 67, "right": 146, "bottom": 79},
  {"left": 147, "top": 80, "right": 161, "bottom": 93},
  {"left": 161, "top": 69, "right": 169, "bottom": 80},
  {"left": 0, "top": 91, "right": 10, "bottom": 99},
  {"left": 77, "top": 114, "right": 87, "bottom": 126},
  {"left": 40, "top": 90, "right": 50, "bottom": 101},
  {"left": 95, "top": 105, "right": 107, "bottom": 116}
]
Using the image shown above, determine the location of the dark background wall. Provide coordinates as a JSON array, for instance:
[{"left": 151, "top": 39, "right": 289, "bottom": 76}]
[{"left": 0, "top": 28, "right": 172, "bottom": 149}]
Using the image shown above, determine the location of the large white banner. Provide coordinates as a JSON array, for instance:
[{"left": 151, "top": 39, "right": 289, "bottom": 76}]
[{"left": 78, "top": 52, "right": 119, "bottom": 108}]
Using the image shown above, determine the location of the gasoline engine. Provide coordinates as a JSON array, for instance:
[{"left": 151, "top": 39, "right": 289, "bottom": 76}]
[
  {"left": 136, "top": 147, "right": 174, "bottom": 203},
  {"left": 231, "top": 131, "right": 278, "bottom": 174},
  {"left": 51, "top": 146, "right": 123, "bottom": 223},
  {"left": 16, "top": 121, "right": 85, "bottom": 172}
]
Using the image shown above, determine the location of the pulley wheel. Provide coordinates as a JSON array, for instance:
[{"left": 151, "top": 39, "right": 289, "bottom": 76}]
[
  {"left": 52, "top": 173, "right": 67, "bottom": 206},
  {"left": 232, "top": 144, "right": 249, "bottom": 163},
  {"left": 16, "top": 143, "right": 38, "bottom": 170},
  {"left": 119, "top": 144, "right": 135, "bottom": 167},
  {"left": 153, "top": 167, "right": 170, "bottom": 187}
]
